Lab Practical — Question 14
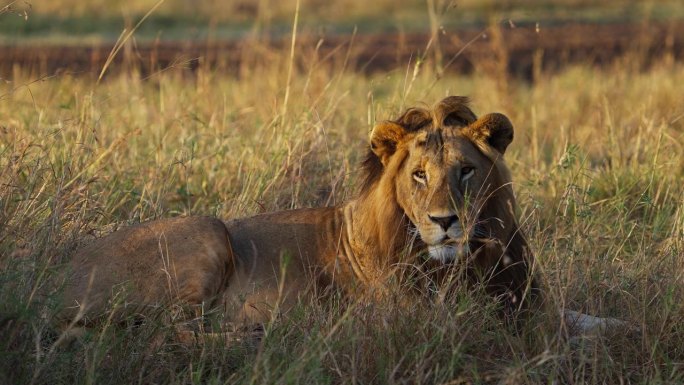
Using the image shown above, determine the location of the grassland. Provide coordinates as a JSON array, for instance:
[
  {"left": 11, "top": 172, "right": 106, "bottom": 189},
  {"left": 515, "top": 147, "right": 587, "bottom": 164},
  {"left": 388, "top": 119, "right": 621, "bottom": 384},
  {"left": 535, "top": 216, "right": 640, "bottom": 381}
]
[
  {"left": 1, "top": 33, "right": 683, "bottom": 384},
  {"left": 2, "top": 0, "right": 684, "bottom": 44}
]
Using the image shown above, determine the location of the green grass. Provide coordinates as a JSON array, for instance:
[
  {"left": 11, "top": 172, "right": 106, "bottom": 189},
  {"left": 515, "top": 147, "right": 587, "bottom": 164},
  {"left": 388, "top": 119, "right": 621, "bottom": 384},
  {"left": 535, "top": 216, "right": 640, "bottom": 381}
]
[
  {"left": 2, "top": 0, "right": 684, "bottom": 44},
  {"left": 0, "top": 43, "right": 683, "bottom": 383}
]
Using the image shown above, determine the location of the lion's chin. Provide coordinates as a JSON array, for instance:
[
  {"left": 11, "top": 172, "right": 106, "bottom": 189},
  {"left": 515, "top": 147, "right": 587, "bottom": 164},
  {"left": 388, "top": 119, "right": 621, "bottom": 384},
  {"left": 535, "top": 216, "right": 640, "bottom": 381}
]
[{"left": 427, "top": 244, "right": 468, "bottom": 263}]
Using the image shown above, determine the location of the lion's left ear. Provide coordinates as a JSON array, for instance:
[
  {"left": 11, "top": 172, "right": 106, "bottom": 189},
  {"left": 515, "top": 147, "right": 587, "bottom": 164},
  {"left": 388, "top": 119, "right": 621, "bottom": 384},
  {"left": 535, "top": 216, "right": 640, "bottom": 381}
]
[
  {"left": 464, "top": 113, "right": 514, "bottom": 155},
  {"left": 370, "top": 121, "right": 408, "bottom": 166}
]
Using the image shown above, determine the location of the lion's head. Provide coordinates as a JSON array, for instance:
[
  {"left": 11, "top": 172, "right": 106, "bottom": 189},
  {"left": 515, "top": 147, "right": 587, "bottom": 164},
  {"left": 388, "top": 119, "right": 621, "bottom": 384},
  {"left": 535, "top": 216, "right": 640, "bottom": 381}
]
[{"left": 360, "top": 96, "right": 536, "bottom": 309}]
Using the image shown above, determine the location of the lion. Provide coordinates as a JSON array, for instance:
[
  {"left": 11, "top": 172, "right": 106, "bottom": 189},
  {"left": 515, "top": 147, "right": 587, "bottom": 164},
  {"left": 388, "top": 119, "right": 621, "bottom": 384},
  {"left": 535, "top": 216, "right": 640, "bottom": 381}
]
[{"left": 59, "top": 96, "right": 618, "bottom": 335}]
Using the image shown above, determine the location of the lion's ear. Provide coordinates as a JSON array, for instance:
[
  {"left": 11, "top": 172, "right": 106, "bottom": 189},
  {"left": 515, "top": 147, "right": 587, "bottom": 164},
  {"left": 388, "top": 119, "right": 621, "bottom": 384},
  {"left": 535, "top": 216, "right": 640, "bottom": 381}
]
[
  {"left": 464, "top": 113, "right": 514, "bottom": 155},
  {"left": 370, "top": 121, "right": 408, "bottom": 166}
]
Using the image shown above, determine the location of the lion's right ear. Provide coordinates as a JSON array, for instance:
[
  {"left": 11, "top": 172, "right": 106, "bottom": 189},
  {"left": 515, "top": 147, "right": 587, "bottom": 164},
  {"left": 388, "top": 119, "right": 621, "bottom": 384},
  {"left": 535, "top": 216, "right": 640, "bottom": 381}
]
[
  {"left": 370, "top": 121, "right": 407, "bottom": 166},
  {"left": 464, "top": 113, "right": 514, "bottom": 155}
]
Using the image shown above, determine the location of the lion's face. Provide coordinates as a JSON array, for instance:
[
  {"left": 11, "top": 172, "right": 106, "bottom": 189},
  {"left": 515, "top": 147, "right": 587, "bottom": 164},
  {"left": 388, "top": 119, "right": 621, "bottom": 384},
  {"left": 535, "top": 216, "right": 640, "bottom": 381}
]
[
  {"left": 394, "top": 130, "right": 497, "bottom": 262},
  {"left": 367, "top": 97, "right": 515, "bottom": 263}
]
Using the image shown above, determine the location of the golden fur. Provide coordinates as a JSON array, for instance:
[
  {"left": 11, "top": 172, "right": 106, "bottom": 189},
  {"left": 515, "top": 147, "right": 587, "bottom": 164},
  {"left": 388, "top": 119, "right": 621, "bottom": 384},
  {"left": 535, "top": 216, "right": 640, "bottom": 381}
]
[{"left": 59, "top": 96, "right": 537, "bottom": 326}]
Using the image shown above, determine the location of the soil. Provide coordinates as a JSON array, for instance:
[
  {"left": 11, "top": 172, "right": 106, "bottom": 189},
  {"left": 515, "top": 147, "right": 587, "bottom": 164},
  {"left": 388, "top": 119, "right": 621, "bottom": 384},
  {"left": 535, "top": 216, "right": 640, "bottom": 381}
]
[{"left": 1, "top": 21, "right": 682, "bottom": 79}]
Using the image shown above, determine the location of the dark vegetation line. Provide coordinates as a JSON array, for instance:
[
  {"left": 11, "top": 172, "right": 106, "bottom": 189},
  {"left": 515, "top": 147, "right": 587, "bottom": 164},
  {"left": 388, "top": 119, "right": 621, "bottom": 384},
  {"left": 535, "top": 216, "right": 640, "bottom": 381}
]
[{"left": 1, "top": 21, "right": 682, "bottom": 80}]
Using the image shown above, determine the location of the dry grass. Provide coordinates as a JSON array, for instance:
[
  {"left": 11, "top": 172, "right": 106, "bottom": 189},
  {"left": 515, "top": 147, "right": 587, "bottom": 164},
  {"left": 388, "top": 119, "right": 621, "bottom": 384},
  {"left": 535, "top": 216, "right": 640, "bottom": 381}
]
[{"left": 0, "top": 39, "right": 683, "bottom": 383}]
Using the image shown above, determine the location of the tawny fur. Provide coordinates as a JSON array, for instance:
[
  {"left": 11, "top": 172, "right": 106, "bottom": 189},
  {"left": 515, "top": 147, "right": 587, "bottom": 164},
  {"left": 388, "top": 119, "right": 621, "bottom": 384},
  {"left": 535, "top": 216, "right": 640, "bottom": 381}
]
[{"left": 59, "top": 96, "right": 537, "bottom": 326}]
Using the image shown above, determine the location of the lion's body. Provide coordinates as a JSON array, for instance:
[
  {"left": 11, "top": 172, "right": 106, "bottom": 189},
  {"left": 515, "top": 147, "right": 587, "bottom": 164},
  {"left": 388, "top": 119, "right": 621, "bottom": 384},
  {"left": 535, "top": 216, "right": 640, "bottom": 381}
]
[
  {"left": 63, "top": 208, "right": 357, "bottom": 324},
  {"left": 60, "top": 96, "right": 538, "bottom": 327}
]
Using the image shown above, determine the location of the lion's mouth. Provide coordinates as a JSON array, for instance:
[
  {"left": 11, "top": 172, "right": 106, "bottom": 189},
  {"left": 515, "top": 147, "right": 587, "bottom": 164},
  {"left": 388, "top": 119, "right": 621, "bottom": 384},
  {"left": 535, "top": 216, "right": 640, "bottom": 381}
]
[
  {"left": 407, "top": 220, "right": 474, "bottom": 263},
  {"left": 425, "top": 221, "right": 492, "bottom": 263},
  {"left": 427, "top": 242, "right": 469, "bottom": 263}
]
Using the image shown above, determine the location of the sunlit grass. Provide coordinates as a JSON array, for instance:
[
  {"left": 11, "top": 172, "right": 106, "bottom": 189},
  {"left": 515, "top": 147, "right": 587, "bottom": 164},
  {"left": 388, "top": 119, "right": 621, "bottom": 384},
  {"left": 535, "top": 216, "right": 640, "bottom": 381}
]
[{"left": 1, "top": 54, "right": 683, "bottom": 383}]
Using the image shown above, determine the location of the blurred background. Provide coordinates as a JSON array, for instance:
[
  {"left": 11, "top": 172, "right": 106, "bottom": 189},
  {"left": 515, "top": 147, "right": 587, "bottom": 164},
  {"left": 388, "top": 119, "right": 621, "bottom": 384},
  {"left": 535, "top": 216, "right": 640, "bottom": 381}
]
[{"left": 2, "top": 0, "right": 683, "bottom": 79}]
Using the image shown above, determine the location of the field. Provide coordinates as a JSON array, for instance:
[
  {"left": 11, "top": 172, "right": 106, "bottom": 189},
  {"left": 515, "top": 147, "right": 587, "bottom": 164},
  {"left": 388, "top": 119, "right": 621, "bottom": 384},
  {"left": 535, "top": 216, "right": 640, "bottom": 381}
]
[
  {"left": 1, "top": 1, "right": 684, "bottom": 384},
  {"left": 3, "top": 0, "right": 683, "bottom": 42}
]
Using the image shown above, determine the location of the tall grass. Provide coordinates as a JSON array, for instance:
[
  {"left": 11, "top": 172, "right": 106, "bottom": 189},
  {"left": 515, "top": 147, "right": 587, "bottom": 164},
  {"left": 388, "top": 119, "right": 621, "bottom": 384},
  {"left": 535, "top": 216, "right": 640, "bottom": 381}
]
[{"left": 0, "top": 48, "right": 683, "bottom": 383}]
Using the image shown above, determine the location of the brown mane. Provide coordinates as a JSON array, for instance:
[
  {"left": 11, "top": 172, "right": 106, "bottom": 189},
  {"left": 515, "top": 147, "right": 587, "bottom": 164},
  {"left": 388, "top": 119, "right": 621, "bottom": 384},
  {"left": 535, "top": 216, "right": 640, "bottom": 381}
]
[{"left": 469, "top": 153, "right": 538, "bottom": 315}]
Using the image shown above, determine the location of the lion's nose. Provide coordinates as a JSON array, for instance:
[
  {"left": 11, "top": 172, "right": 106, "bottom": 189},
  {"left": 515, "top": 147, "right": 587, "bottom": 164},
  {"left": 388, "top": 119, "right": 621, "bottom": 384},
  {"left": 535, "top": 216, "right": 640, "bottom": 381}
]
[{"left": 428, "top": 214, "right": 458, "bottom": 231}]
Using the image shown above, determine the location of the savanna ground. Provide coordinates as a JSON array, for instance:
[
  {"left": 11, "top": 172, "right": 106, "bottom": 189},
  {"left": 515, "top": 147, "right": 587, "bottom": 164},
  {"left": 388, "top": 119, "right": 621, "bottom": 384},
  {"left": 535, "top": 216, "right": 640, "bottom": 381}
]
[{"left": 1, "top": 1, "right": 684, "bottom": 384}]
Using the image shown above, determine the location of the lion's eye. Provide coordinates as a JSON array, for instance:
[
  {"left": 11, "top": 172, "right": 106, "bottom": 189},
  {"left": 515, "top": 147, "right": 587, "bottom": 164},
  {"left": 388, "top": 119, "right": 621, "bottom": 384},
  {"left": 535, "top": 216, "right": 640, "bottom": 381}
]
[
  {"left": 461, "top": 167, "right": 475, "bottom": 181},
  {"left": 413, "top": 170, "right": 427, "bottom": 185}
]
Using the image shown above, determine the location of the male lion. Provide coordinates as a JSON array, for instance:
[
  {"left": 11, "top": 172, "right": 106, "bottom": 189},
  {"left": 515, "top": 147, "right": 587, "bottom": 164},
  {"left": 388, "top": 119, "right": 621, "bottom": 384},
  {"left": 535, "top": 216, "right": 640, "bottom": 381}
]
[{"left": 59, "top": 96, "right": 614, "bottom": 333}]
